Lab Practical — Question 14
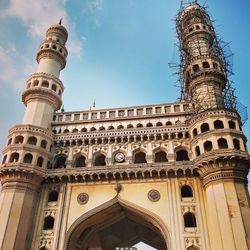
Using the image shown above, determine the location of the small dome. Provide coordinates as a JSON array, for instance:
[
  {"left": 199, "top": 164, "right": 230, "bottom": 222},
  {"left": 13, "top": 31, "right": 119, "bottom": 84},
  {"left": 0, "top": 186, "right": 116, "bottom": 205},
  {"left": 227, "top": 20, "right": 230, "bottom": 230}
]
[
  {"left": 179, "top": 3, "right": 204, "bottom": 20},
  {"left": 46, "top": 23, "right": 68, "bottom": 40}
]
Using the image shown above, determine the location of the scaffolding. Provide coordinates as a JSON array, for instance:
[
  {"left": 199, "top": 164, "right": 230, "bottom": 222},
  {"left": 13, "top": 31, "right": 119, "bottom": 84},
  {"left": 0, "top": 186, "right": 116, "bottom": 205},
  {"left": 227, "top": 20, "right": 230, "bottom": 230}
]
[{"left": 170, "top": 1, "right": 247, "bottom": 124}]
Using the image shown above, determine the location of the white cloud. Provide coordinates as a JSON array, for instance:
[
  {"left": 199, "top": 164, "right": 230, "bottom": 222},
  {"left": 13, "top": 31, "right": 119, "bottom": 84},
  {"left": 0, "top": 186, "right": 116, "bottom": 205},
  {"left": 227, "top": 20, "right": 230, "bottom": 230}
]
[
  {"left": 88, "top": 0, "right": 104, "bottom": 12},
  {"left": 0, "top": 0, "right": 82, "bottom": 55}
]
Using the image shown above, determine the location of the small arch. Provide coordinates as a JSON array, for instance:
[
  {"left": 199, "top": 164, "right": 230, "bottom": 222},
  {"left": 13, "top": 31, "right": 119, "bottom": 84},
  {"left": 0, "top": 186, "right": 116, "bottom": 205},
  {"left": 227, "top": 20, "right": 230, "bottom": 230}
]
[
  {"left": 94, "top": 153, "right": 106, "bottom": 166},
  {"left": 33, "top": 80, "right": 39, "bottom": 86},
  {"left": 63, "top": 129, "right": 69, "bottom": 133},
  {"left": 195, "top": 25, "right": 200, "bottom": 29},
  {"left": 176, "top": 149, "right": 189, "bottom": 161},
  {"left": 117, "top": 125, "right": 124, "bottom": 129},
  {"left": 213, "top": 62, "right": 218, "bottom": 69},
  {"left": 156, "top": 122, "right": 163, "bottom": 127},
  {"left": 27, "top": 136, "right": 37, "bottom": 145},
  {"left": 136, "top": 123, "right": 143, "bottom": 128},
  {"left": 184, "top": 212, "right": 197, "bottom": 228},
  {"left": 195, "top": 146, "right": 200, "bottom": 156},
  {"left": 2, "top": 155, "right": 7, "bottom": 164},
  {"left": 9, "top": 152, "right": 19, "bottom": 163},
  {"left": 108, "top": 126, "right": 114, "bottom": 130},
  {"left": 233, "top": 138, "right": 240, "bottom": 150},
  {"left": 41, "top": 140, "right": 47, "bottom": 149},
  {"left": 202, "top": 61, "right": 210, "bottom": 68},
  {"left": 53, "top": 154, "right": 67, "bottom": 169},
  {"left": 134, "top": 151, "right": 147, "bottom": 164},
  {"left": 229, "top": 120, "right": 236, "bottom": 129},
  {"left": 43, "top": 216, "right": 54, "bottom": 230},
  {"left": 52, "top": 130, "right": 57, "bottom": 134},
  {"left": 48, "top": 190, "right": 59, "bottom": 202},
  {"left": 181, "top": 185, "right": 193, "bottom": 198},
  {"left": 146, "top": 122, "right": 153, "bottom": 127},
  {"left": 127, "top": 124, "right": 133, "bottom": 129},
  {"left": 81, "top": 128, "right": 87, "bottom": 132},
  {"left": 218, "top": 138, "right": 228, "bottom": 149},
  {"left": 90, "top": 127, "right": 96, "bottom": 131},
  {"left": 189, "top": 27, "right": 193, "bottom": 32},
  {"left": 99, "top": 126, "right": 105, "bottom": 131},
  {"left": 74, "top": 155, "right": 86, "bottom": 167},
  {"left": 193, "top": 64, "right": 200, "bottom": 73},
  {"left": 72, "top": 128, "right": 78, "bottom": 133},
  {"left": 23, "top": 153, "right": 33, "bottom": 164},
  {"left": 214, "top": 120, "right": 224, "bottom": 129},
  {"left": 52, "top": 45, "right": 57, "bottom": 50},
  {"left": 51, "top": 84, "right": 57, "bottom": 92},
  {"left": 37, "top": 157, "right": 44, "bottom": 167},
  {"left": 200, "top": 123, "right": 209, "bottom": 133},
  {"left": 14, "top": 135, "right": 24, "bottom": 144},
  {"left": 192, "top": 128, "right": 198, "bottom": 137},
  {"left": 7, "top": 138, "right": 12, "bottom": 145},
  {"left": 187, "top": 246, "right": 199, "bottom": 250},
  {"left": 175, "top": 120, "right": 181, "bottom": 125},
  {"left": 166, "top": 121, "right": 172, "bottom": 126},
  {"left": 204, "top": 141, "right": 213, "bottom": 152},
  {"left": 41, "top": 80, "right": 49, "bottom": 88},
  {"left": 154, "top": 150, "right": 168, "bottom": 162}
]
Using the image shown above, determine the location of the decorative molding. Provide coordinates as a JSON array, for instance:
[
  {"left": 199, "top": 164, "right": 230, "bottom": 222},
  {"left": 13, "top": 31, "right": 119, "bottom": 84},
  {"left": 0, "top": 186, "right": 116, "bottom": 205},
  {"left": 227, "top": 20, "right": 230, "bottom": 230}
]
[{"left": 148, "top": 189, "right": 161, "bottom": 202}]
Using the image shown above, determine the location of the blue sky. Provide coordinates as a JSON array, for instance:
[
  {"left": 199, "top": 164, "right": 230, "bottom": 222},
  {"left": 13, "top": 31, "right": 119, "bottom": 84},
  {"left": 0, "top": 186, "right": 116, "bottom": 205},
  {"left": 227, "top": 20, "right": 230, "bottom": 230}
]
[{"left": 0, "top": 1, "right": 250, "bottom": 160}]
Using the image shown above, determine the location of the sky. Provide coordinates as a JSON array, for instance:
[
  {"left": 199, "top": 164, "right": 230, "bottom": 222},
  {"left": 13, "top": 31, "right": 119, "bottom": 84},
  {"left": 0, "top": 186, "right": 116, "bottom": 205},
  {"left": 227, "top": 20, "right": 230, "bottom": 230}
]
[{"left": 0, "top": 1, "right": 249, "bottom": 248}]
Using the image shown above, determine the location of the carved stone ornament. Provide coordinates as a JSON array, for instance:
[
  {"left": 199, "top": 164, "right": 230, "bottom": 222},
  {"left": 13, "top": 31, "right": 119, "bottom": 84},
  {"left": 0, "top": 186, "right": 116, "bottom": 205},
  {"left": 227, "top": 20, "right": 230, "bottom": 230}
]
[
  {"left": 77, "top": 193, "right": 89, "bottom": 205},
  {"left": 148, "top": 189, "right": 160, "bottom": 202}
]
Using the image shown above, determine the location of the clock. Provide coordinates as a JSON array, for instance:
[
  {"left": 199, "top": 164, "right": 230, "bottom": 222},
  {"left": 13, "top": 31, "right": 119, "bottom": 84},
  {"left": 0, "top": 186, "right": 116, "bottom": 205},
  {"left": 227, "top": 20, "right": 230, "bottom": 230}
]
[{"left": 114, "top": 152, "right": 125, "bottom": 163}]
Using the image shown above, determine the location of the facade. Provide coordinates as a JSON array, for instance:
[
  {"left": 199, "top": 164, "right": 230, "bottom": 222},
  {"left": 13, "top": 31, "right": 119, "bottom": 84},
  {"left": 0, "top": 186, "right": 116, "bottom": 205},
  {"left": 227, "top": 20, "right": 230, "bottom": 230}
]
[{"left": 0, "top": 3, "right": 250, "bottom": 250}]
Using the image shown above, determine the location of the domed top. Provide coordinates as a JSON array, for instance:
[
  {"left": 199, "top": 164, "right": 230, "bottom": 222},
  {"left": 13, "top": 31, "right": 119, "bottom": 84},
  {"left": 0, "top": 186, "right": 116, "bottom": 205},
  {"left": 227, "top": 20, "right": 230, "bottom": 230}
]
[
  {"left": 46, "top": 23, "right": 68, "bottom": 40},
  {"left": 179, "top": 2, "right": 204, "bottom": 20}
]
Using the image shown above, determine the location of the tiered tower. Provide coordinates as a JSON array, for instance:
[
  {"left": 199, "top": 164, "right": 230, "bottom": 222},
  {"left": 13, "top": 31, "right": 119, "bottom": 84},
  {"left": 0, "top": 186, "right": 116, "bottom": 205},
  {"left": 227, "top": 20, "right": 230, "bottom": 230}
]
[
  {"left": 177, "top": 3, "right": 250, "bottom": 249},
  {"left": 0, "top": 23, "right": 67, "bottom": 250}
]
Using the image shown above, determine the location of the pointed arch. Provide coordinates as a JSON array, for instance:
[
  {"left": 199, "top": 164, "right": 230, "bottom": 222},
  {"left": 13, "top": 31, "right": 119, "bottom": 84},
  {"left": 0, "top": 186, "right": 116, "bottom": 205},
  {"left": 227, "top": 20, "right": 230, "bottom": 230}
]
[{"left": 64, "top": 197, "right": 170, "bottom": 250}]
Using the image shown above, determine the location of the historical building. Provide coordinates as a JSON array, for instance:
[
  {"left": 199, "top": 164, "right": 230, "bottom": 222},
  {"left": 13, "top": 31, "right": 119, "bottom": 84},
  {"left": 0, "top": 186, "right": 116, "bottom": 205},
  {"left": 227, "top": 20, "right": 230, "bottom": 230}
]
[{"left": 0, "top": 2, "right": 249, "bottom": 250}]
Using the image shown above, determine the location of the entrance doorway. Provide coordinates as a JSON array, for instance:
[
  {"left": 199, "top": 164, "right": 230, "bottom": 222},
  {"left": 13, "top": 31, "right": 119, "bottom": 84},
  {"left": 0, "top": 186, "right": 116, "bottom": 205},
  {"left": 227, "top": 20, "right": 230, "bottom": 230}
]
[{"left": 65, "top": 199, "right": 168, "bottom": 250}]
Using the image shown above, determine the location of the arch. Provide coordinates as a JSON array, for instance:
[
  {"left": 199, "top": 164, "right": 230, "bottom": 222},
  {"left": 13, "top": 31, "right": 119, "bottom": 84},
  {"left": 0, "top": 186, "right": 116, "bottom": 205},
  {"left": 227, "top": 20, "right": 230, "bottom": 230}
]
[
  {"left": 33, "top": 79, "right": 39, "bottom": 86},
  {"left": 202, "top": 61, "right": 210, "bottom": 68},
  {"left": 48, "top": 190, "right": 59, "bottom": 202},
  {"left": 81, "top": 128, "right": 87, "bottom": 132},
  {"left": 64, "top": 197, "right": 170, "bottom": 250},
  {"left": 214, "top": 120, "right": 224, "bottom": 129},
  {"left": 175, "top": 120, "right": 181, "bottom": 125},
  {"left": 99, "top": 126, "right": 105, "bottom": 131},
  {"left": 63, "top": 129, "right": 69, "bottom": 133},
  {"left": 90, "top": 127, "right": 96, "bottom": 132},
  {"left": 93, "top": 153, "right": 106, "bottom": 166},
  {"left": 134, "top": 150, "right": 147, "bottom": 164},
  {"left": 200, "top": 123, "right": 209, "bottom": 133},
  {"left": 166, "top": 121, "right": 172, "bottom": 126},
  {"left": 27, "top": 136, "right": 37, "bottom": 145},
  {"left": 74, "top": 154, "right": 86, "bottom": 167},
  {"left": 23, "top": 153, "right": 33, "bottom": 164},
  {"left": 181, "top": 185, "right": 193, "bottom": 198},
  {"left": 193, "top": 64, "right": 200, "bottom": 72},
  {"left": 184, "top": 212, "right": 197, "bottom": 228},
  {"left": 41, "top": 140, "right": 47, "bottom": 149},
  {"left": 156, "top": 122, "right": 163, "bottom": 127},
  {"left": 204, "top": 141, "right": 213, "bottom": 152},
  {"left": 7, "top": 138, "right": 12, "bottom": 145},
  {"left": 176, "top": 149, "right": 189, "bottom": 161},
  {"left": 53, "top": 154, "right": 67, "bottom": 169},
  {"left": 154, "top": 150, "right": 168, "bottom": 163},
  {"left": 51, "top": 84, "right": 57, "bottom": 92},
  {"left": 37, "top": 157, "right": 44, "bottom": 167},
  {"left": 192, "top": 128, "right": 198, "bottom": 137},
  {"left": 146, "top": 122, "right": 153, "bottom": 127},
  {"left": 41, "top": 80, "right": 49, "bottom": 88},
  {"left": 43, "top": 216, "right": 54, "bottom": 230},
  {"left": 14, "top": 135, "right": 24, "bottom": 144},
  {"left": 108, "top": 125, "right": 114, "bottom": 130},
  {"left": 127, "top": 124, "right": 133, "bottom": 129},
  {"left": 9, "top": 152, "right": 19, "bottom": 163},
  {"left": 229, "top": 120, "right": 236, "bottom": 129},
  {"left": 117, "top": 125, "right": 124, "bottom": 129},
  {"left": 218, "top": 138, "right": 228, "bottom": 149},
  {"left": 195, "top": 145, "right": 200, "bottom": 156},
  {"left": 2, "top": 155, "right": 7, "bottom": 164},
  {"left": 187, "top": 246, "right": 199, "bottom": 250},
  {"left": 233, "top": 138, "right": 240, "bottom": 150},
  {"left": 72, "top": 128, "right": 78, "bottom": 133},
  {"left": 136, "top": 123, "right": 143, "bottom": 128}
]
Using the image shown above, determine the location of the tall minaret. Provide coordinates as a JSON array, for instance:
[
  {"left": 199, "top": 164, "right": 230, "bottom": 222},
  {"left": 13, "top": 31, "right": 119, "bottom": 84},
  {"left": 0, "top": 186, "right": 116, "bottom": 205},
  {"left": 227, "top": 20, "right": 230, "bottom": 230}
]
[
  {"left": 178, "top": 3, "right": 250, "bottom": 249},
  {"left": 177, "top": 3, "right": 227, "bottom": 111},
  {"left": 0, "top": 22, "right": 68, "bottom": 250}
]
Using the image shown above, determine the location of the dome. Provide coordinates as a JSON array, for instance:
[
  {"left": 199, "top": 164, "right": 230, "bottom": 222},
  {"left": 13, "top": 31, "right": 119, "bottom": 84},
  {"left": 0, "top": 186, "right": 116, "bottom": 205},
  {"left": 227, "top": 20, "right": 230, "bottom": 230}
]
[{"left": 46, "top": 23, "right": 68, "bottom": 40}]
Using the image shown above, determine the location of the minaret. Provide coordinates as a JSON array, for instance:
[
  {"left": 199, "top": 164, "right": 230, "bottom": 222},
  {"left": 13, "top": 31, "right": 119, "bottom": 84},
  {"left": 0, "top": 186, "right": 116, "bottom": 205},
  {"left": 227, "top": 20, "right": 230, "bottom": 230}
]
[
  {"left": 177, "top": 2, "right": 227, "bottom": 111},
  {"left": 0, "top": 22, "right": 68, "bottom": 250},
  {"left": 178, "top": 3, "right": 250, "bottom": 249}
]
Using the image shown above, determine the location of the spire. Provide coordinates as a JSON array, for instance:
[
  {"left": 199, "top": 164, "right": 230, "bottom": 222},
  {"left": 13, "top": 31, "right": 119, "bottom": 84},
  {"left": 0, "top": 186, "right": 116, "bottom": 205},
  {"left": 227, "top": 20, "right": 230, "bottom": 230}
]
[{"left": 59, "top": 18, "right": 62, "bottom": 25}]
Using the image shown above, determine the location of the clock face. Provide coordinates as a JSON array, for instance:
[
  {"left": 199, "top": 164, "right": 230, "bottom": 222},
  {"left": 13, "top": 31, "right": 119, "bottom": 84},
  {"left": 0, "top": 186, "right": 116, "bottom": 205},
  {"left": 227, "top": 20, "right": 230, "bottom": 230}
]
[{"left": 114, "top": 152, "right": 125, "bottom": 163}]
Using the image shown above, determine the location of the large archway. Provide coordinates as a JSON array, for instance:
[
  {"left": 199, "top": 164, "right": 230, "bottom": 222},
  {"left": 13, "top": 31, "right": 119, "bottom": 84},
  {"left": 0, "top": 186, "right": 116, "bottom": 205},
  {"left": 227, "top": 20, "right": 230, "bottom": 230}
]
[{"left": 65, "top": 198, "right": 169, "bottom": 250}]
